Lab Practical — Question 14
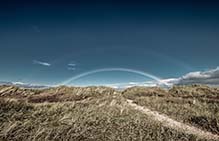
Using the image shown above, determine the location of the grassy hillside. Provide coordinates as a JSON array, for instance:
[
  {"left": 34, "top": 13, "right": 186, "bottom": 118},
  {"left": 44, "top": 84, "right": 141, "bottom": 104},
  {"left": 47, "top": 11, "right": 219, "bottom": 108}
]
[
  {"left": 122, "top": 85, "right": 219, "bottom": 135},
  {"left": 0, "top": 85, "right": 219, "bottom": 141}
]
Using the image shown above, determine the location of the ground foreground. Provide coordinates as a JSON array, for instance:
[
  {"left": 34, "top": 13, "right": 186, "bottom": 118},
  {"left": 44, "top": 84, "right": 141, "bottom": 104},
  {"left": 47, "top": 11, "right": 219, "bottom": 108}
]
[{"left": 0, "top": 85, "right": 219, "bottom": 141}]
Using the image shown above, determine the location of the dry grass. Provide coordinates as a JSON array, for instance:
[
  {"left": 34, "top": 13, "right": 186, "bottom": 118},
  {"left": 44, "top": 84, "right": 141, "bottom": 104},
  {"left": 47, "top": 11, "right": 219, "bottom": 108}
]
[
  {"left": 122, "top": 85, "right": 219, "bottom": 136},
  {"left": 0, "top": 96, "right": 201, "bottom": 141},
  {"left": 0, "top": 85, "right": 219, "bottom": 140}
]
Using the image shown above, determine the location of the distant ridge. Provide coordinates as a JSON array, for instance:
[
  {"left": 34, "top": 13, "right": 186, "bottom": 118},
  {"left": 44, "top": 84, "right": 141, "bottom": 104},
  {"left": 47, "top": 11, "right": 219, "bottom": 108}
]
[{"left": 0, "top": 81, "right": 49, "bottom": 89}]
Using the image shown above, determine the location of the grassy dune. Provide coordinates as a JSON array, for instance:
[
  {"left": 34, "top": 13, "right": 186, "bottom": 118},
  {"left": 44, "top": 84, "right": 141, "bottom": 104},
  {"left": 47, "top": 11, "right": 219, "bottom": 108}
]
[
  {"left": 122, "top": 85, "right": 219, "bottom": 135},
  {"left": 0, "top": 85, "right": 219, "bottom": 141}
]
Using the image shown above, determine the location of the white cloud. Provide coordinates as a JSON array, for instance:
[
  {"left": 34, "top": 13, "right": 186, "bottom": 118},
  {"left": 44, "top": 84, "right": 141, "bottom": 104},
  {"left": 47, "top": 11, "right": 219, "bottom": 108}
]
[
  {"left": 105, "top": 81, "right": 160, "bottom": 89},
  {"left": 33, "top": 60, "right": 51, "bottom": 66},
  {"left": 105, "top": 67, "right": 219, "bottom": 89},
  {"left": 128, "top": 82, "right": 138, "bottom": 85},
  {"left": 153, "top": 67, "right": 219, "bottom": 86},
  {"left": 177, "top": 67, "right": 219, "bottom": 85},
  {"left": 68, "top": 63, "right": 76, "bottom": 66},
  {"left": 12, "top": 81, "right": 25, "bottom": 85},
  {"left": 182, "top": 71, "right": 210, "bottom": 79},
  {"left": 159, "top": 78, "right": 179, "bottom": 86},
  {"left": 155, "top": 67, "right": 219, "bottom": 86}
]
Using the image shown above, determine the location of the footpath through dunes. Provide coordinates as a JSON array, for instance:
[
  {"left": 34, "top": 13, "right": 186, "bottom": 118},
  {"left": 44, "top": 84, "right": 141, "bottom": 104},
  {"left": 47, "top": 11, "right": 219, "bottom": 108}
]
[{"left": 125, "top": 99, "right": 219, "bottom": 141}]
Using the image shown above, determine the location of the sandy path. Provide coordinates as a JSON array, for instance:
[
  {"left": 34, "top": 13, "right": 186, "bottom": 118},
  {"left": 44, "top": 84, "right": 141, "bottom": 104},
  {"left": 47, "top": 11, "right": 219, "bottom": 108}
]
[{"left": 126, "top": 99, "right": 219, "bottom": 140}]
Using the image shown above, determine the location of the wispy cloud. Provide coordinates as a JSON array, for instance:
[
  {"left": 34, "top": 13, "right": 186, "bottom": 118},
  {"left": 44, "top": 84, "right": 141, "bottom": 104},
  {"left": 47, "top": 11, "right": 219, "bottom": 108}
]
[
  {"left": 33, "top": 60, "right": 51, "bottom": 66},
  {"left": 67, "top": 62, "right": 77, "bottom": 71},
  {"left": 68, "top": 67, "right": 76, "bottom": 71},
  {"left": 68, "top": 63, "right": 76, "bottom": 66},
  {"left": 105, "top": 81, "right": 158, "bottom": 89}
]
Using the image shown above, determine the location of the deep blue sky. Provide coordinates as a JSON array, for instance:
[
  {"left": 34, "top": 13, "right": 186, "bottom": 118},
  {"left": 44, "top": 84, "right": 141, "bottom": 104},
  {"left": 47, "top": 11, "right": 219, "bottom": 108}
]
[{"left": 0, "top": 0, "right": 219, "bottom": 85}]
